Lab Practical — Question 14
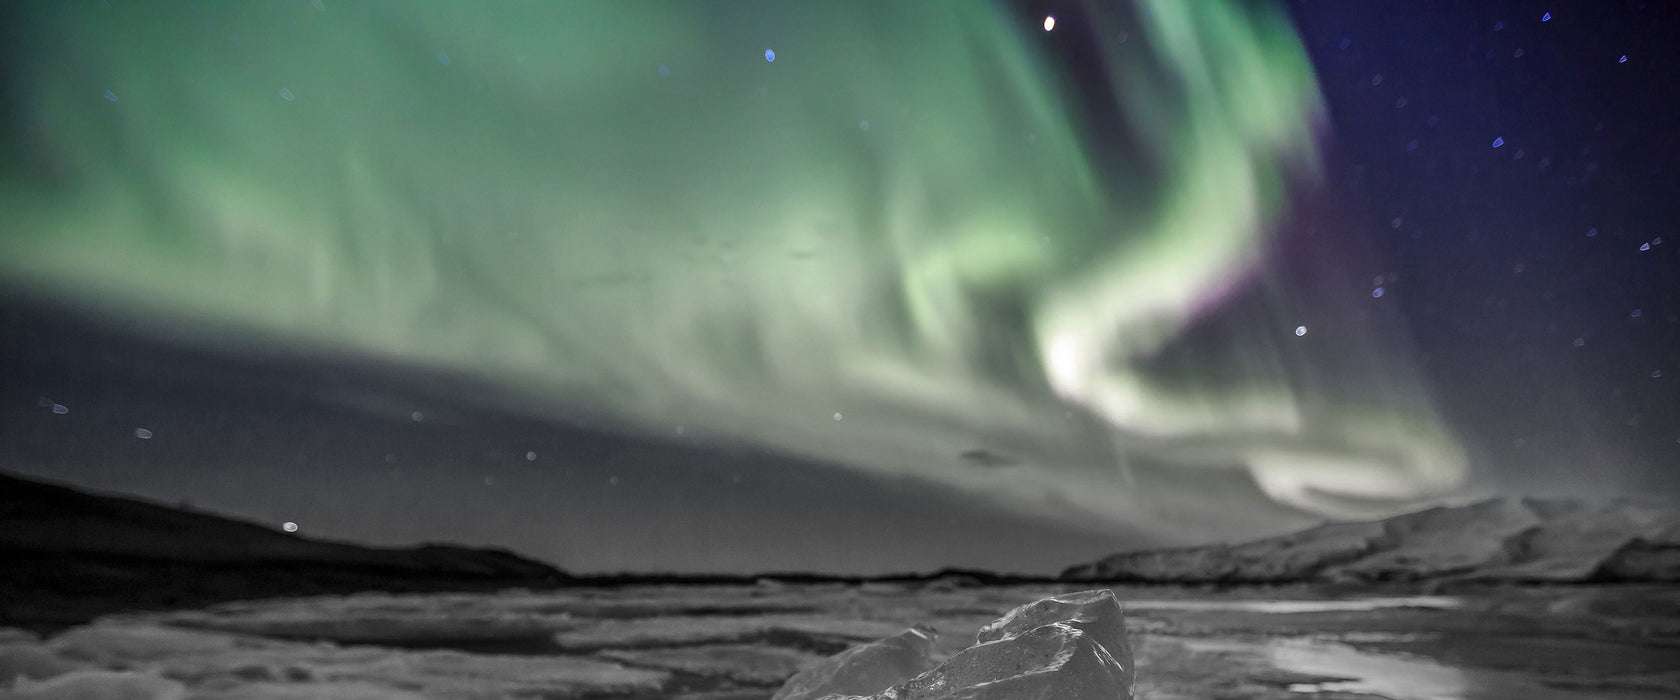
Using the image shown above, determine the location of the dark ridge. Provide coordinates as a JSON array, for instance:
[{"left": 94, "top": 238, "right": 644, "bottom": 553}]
[
  {"left": 1, "top": 471, "right": 1053, "bottom": 634},
  {"left": 1, "top": 469, "right": 570, "bottom": 633},
  {"left": 563, "top": 567, "right": 1059, "bottom": 589}
]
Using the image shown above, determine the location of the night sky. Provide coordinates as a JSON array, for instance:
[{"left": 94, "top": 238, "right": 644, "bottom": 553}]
[
  {"left": 1283, "top": 0, "right": 1678, "bottom": 498},
  {"left": 1, "top": 0, "right": 1674, "bottom": 576}
]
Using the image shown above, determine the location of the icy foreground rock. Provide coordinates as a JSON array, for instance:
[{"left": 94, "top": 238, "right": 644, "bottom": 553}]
[
  {"left": 776, "top": 589, "right": 1133, "bottom": 700},
  {"left": 772, "top": 625, "right": 939, "bottom": 700}
]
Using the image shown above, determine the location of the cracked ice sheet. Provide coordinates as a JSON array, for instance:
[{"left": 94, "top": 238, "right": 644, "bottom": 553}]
[
  {"left": 597, "top": 645, "right": 822, "bottom": 686},
  {"left": 181, "top": 587, "right": 827, "bottom": 616},
  {"left": 149, "top": 588, "right": 848, "bottom": 644},
  {"left": 2, "top": 621, "right": 666, "bottom": 700},
  {"left": 553, "top": 616, "right": 915, "bottom": 652},
  {"left": 154, "top": 587, "right": 1053, "bottom": 661},
  {"left": 0, "top": 586, "right": 990, "bottom": 699}
]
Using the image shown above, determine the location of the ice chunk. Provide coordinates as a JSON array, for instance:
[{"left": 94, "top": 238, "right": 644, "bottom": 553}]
[
  {"left": 776, "top": 590, "right": 1133, "bottom": 700},
  {"left": 976, "top": 588, "right": 1134, "bottom": 690},
  {"left": 772, "top": 625, "right": 938, "bottom": 700}
]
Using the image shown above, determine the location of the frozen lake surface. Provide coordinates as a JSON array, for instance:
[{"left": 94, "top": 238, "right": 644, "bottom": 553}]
[{"left": 2, "top": 583, "right": 1675, "bottom": 699}]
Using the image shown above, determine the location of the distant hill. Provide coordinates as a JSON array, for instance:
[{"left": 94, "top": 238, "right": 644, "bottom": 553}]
[
  {"left": 1061, "top": 497, "right": 1680, "bottom": 584},
  {"left": 0, "top": 471, "right": 568, "bottom": 631}
]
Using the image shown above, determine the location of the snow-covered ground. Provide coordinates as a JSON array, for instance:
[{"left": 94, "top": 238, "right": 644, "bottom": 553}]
[
  {"left": 3, "top": 582, "right": 1676, "bottom": 699},
  {"left": 1064, "top": 497, "right": 1680, "bottom": 584}
]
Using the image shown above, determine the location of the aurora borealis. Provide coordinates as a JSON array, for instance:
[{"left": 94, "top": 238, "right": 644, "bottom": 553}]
[
  {"left": 0, "top": 0, "right": 1473, "bottom": 546},
  {"left": 10, "top": 0, "right": 1677, "bottom": 579}
]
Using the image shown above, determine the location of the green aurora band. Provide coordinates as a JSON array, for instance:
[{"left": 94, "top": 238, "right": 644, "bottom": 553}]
[{"left": 1, "top": 1, "right": 1464, "bottom": 530}]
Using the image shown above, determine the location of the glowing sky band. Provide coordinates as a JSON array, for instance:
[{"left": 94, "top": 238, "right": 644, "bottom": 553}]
[{"left": 0, "top": 0, "right": 1464, "bottom": 531}]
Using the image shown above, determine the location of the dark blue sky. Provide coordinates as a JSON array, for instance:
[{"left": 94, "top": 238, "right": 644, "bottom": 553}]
[{"left": 1284, "top": 0, "right": 1678, "bottom": 495}]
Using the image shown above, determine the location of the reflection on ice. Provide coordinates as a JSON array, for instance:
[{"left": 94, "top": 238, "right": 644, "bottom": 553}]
[
  {"left": 1268, "top": 638, "right": 1467, "bottom": 700},
  {"left": 1123, "top": 596, "right": 1460, "bottom": 613},
  {"left": 1263, "top": 637, "right": 1618, "bottom": 700}
]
